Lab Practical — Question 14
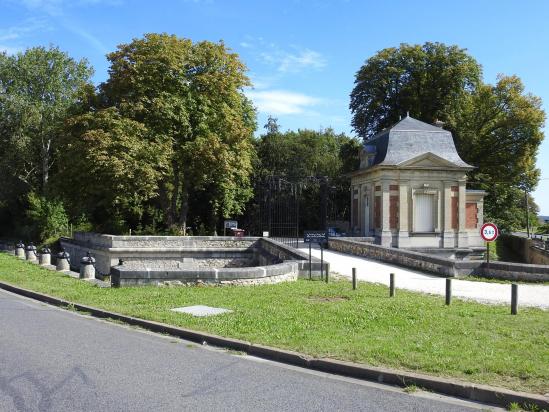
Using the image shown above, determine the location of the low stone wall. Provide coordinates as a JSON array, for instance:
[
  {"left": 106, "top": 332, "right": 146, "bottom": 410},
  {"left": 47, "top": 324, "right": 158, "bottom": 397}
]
[
  {"left": 258, "top": 237, "right": 329, "bottom": 276},
  {"left": 481, "top": 261, "right": 549, "bottom": 282},
  {"left": 328, "top": 237, "right": 549, "bottom": 281},
  {"left": 60, "top": 233, "right": 329, "bottom": 285},
  {"left": 111, "top": 261, "right": 299, "bottom": 287}
]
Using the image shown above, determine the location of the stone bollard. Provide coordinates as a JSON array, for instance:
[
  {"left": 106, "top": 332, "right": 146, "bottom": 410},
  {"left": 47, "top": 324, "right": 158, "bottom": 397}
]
[
  {"left": 56, "top": 249, "right": 70, "bottom": 271},
  {"left": 25, "top": 243, "right": 38, "bottom": 262},
  {"left": 39, "top": 247, "right": 51, "bottom": 266},
  {"left": 15, "top": 241, "right": 25, "bottom": 259},
  {"left": 79, "top": 251, "right": 96, "bottom": 280}
]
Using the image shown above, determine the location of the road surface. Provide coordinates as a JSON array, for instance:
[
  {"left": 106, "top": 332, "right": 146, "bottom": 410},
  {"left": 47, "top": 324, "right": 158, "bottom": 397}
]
[{"left": 0, "top": 289, "right": 498, "bottom": 411}]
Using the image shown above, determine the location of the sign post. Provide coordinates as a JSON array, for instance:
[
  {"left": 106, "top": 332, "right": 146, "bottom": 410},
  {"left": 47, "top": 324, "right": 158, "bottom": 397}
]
[
  {"left": 224, "top": 220, "right": 238, "bottom": 236},
  {"left": 304, "top": 230, "right": 328, "bottom": 280},
  {"left": 480, "top": 222, "right": 499, "bottom": 268}
]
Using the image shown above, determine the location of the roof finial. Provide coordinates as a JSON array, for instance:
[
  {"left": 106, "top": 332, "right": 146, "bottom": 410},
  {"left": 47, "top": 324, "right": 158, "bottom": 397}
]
[
  {"left": 399, "top": 114, "right": 402, "bottom": 120},
  {"left": 406, "top": 111, "right": 410, "bottom": 117}
]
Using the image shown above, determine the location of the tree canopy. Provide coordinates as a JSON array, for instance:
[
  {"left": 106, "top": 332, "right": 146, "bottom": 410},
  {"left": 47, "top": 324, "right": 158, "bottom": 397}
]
[{"left": 93, "top": 33, "right": 256, "bottom": 233}]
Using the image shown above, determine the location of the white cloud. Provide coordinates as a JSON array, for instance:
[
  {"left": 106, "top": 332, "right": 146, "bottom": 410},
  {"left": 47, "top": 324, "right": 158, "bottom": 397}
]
[
  {"left": 241, "top": 37, "right": 326, "bottom": 73},
  {"left": 260, "top": 48, "right": 326, "bottom": 73},
  {"left": 0, "top": 17, "right": 51, "bottom": 54},
  {"left": 0, "top": 44, "right": 22, "bottom": 54},
  {"left": 245, "top": 89, "right": 322, "bottom": 115}
]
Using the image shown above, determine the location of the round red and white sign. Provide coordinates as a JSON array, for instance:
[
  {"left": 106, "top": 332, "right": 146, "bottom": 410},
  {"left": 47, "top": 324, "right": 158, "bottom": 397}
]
[{"left": 480, "top": 222, "right": 499, "bottom": 242}]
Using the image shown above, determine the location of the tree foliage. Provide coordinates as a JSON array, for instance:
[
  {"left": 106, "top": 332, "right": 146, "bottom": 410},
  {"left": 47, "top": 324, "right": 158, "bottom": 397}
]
[
  {"left": 98, "top": 33, "right": 256, "bottom": 233},
  {"left": 253, "top": 123, "right": 361, "bottom": 230},
  {"left": 350, "top": 42, "right": 545, "bottom": 230},
  {"left": 0, "top": 46, "right": 93, "bottom": 194},
  {"left": 56, "top": 108, "right": 170, "bottom": 232},
  {"left": 350, "top": 42, "right": 481, "bottom": 138}
]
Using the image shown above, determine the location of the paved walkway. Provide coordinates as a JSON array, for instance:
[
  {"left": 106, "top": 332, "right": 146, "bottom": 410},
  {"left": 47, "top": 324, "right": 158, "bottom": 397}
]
[{"left": 299, "top": 244, "right": 549, "bottom": 309}]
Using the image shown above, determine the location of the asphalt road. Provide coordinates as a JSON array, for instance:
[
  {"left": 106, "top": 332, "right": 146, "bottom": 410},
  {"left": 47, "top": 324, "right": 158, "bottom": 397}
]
[{"left": 0, "top": 289, "right": 499, "bottom": 412}]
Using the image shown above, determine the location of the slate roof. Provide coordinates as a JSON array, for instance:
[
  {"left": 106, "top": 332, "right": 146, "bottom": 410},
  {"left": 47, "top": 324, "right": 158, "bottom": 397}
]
[{"left": 362, "top": 115, "right": 473, "bottom": 169}]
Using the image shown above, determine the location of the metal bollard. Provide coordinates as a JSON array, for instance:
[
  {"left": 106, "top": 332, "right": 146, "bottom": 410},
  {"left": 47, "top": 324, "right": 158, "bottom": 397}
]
[
  {"left": 352, "top": 267, "right": 357, "bottom": 290},
  {"left": 79, "top": 251, "right": 96, "bottom": 280},
  {"left": 389, "top": 273, "right": 395, "bottom": 297},
  {"left": 25, "top": 243, "right": 38, "bottom": 262},
  {"left": 511, "top": 284, "right": 518, "bottom": 315},
  {"left": 56, "top": 249, "right": 70, "bottom": 271},
  {"left": 39, "top": 247, "right": 51, "bottom": 266},
  {"left": 15, "top": 241, "right": 25, "bottom": 259},
  {"left": 445, "top": 278, "right": 452, "bottom": 305}
]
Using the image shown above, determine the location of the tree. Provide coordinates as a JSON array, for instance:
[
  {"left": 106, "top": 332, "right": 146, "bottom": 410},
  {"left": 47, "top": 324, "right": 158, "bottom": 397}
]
[
  {"left": 350, "top": 42, "right": 481, "bottom": 138},
  {"left": 450, "top": 75, "right": 545, "bottom": 230},
  {"left": 0, "top": 46, "right": 93, "bottom": 195},
  {"left": 100, "top": 33, "right": 256, "bottom": 233},
  {"left": 56, "top": 108, "right": 170, "bottom": 232},
  {"left": 349, "top": 42, "right": 545, "bottom": 230},
  {"left": 253, "top": 125, "right": 361, "bottom": 230}
]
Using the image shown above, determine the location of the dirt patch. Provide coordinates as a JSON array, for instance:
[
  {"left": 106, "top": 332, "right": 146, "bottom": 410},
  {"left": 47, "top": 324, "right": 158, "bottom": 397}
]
[{"left": 307, "top": 295, "right": 350, "bottom": 303}]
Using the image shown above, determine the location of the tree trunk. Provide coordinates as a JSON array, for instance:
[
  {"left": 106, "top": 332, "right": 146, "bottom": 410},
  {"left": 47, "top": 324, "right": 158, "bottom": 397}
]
[
  {"left": 41, "top": 140, "right": 50, "bottom": 195},
  {"left": 158, "top": 181, "right": 173, "bottom": 227},
  {"left": 169, "top": 162, "right": 180, "bottom": 227},
  {"left": 179, "top": 181, "right": 189, "bottom": 235}
]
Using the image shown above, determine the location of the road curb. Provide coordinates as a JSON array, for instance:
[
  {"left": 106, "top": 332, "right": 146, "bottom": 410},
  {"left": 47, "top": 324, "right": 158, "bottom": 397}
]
[{"left": 1, "top": 280, "right": 547, "bottom": 410}]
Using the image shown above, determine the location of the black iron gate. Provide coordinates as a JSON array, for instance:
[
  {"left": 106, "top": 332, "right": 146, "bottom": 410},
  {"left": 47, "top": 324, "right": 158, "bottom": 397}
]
[
  {"left": 245, "top": 175, "right": 350, "bottom": 248},
  {"left": 253, "top": 176, "right": 300, "bottom": 248}
]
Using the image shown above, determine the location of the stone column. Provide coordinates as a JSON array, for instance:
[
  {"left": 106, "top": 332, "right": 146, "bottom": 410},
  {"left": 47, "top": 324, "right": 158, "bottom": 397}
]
[
  {"left": 458, "top": 180, "right": 468, "bottom": 247},
  {"left": 398, "top": 181, "right": 410, "bottom": 248},
  {"left": 39, "top": 247, "right": 51, "bottom": 266},
  {"left": 442, "top": 181, "right": 455, "bottom": 248},
  {"left": 80, "top": 252, "right": 96, "bottom": 280},
  {"left": 56, "top": 249, "right": 70, "bottom": 271},
  {"left": 15, "top": 242, "right": 25, "bottom": 259},
  {"left": 380, "top": 180, "right": 392, "bottom": 246},
  {"left": 25, "top": 244, "right": 37, "bottom": 262},
  {"left": 351, "top": 185, "right": 356, "bottom": 234}
]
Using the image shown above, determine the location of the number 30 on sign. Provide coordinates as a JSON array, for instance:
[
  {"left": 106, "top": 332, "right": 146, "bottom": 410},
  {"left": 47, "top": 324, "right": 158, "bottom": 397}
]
[{"left": 480, "top": 222, "right": 498, "bottom": 242}]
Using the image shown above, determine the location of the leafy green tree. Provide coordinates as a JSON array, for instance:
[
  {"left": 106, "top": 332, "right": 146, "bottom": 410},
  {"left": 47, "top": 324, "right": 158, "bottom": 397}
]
[
  {"left": 349, "top": 42, "right": 545, "bottom": 230},
  {"left": 0, "top": 46, "right": 93, "bottom": 195},
  {"left": 100, "top": 33, "right": 256, "bottom": 233},
  {"left": 253, "top": 126, "right": 361, "bottom": 231},
  {"left": 450, "top": 75, "right": 545, "bottom": 230},
  {"left": 350, "top": 42, "right": 481, "bottom": 138},
  {"left": 56, "top": 108, "right": 170, "bottom": 232},
  {"left": 26, "top": 192, "right": 69, "bottom": 242}
]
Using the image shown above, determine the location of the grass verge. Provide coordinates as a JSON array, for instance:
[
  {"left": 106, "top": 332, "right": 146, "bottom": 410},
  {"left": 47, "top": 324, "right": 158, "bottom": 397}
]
[{"left": 0, "top": 252, "right": 548, "bottom": 394}]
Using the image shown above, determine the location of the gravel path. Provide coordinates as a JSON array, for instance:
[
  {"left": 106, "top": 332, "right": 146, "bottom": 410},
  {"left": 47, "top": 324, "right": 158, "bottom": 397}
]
[{"left": 300, "top": 245, "right": 549, "bottom": 309}]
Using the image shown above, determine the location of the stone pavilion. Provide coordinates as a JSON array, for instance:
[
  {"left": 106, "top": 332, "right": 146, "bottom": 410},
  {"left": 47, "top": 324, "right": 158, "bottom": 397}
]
[{"left": 349, "top": 115, "right": 485, "bottom": 249}]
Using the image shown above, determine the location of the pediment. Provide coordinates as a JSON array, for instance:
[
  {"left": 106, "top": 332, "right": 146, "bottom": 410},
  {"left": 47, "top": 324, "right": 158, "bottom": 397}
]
[{"left": 397, "top": 152, "right": 460, "bottom": 168}]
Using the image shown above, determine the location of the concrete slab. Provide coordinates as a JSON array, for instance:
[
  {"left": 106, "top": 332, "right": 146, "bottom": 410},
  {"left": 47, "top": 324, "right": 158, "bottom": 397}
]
[{"left": 171, "top": 305, "right": 232, "bottom": 317}]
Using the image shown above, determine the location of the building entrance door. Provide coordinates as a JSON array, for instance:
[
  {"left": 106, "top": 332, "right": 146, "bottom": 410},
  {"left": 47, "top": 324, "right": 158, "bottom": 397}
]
[{"left": 414, "top": 194, "right": 434, "bottom": 232}]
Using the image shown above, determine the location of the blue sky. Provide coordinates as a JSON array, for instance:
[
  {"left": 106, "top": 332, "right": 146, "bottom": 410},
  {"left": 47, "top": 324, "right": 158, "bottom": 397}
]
[{"left": 1, "top": 0, "right": 548, "bottom": 214}]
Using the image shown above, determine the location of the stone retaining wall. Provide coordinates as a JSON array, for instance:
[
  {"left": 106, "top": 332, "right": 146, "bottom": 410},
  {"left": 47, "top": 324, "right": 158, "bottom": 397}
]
[
  {"left": 111, "top": 261, "right": 299, "bottom": 287},
  {"left": 60, "top": 233, "right": 329, "bottom": 286},
  {"left": 328, "top": 237, "right": 549, "bottom": 281}
]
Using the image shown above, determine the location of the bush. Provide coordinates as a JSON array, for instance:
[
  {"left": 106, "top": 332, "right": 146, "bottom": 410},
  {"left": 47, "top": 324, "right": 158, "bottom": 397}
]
[{"left": 26, "top": 193, "right": 69, "bottom": 242}]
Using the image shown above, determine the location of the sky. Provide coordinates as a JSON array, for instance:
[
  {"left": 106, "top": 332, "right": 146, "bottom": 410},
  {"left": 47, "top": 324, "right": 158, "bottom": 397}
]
[{"left": 1, "top": 0, "right": 548, "bottom": 214}]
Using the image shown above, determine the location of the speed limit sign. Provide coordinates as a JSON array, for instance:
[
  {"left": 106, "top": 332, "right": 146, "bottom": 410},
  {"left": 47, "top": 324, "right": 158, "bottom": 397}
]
[{"left": 480, "top": 222, "right": 498, "bottom": 242}]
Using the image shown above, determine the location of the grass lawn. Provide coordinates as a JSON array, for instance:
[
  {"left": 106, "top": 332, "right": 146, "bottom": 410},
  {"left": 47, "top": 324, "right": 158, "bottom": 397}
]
[{"left": 1, "top": 252, "right": 548, "bottom": 394}]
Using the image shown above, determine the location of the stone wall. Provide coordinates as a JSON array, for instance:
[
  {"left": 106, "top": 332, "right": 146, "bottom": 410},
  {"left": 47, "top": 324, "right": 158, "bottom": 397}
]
[
  {"left": 111, "top": 261, "right": 299, "bottom": 287},
  {"left": 328, "top": 237, "right": 549, "bottom": 281},
  {"left": 60, "top": 233, "right": 329, "bottom": 285}
]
